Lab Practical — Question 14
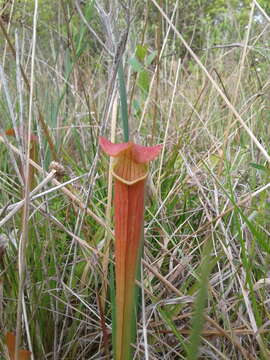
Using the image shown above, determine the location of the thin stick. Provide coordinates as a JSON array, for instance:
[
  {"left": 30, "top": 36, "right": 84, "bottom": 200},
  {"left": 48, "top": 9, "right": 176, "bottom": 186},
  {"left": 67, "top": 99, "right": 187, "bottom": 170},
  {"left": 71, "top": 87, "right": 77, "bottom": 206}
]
[
  {"left": 15, "top": 1, "right": 38, "bottom": 359},
  {"left": 254, "top": 0, "right": 270, "bottom": 23},
  {"left": 142, "top": 260, "right": 254, "bottom": 360},
  {"left": 0, "top": 170, "right": 56, "bottom": 227},
  {"left": 157, "top": 58, "right": 181, "bottom": 190},
  {"left": 101, "top": 93, "right": 117, "bottom": 310},
  {"left": 1, "top": 0, "right": 15, "bottom": 69},
  {"left": 0, "top": 134, "right": 111, "bottom": 234},
  {"left": 138, "top": 0, "right": 179, "bottom": 132},
  {"left": 141, "top": 263, "right": 149, "bottom": 360},
  {"left": 220, "top": 2, "right": 255, "bottom": 175},
  {"left": 0, "top": 17, "right": 58, "bottom": 161},
  {"left": 150, "top": 0, "right": 270, "bottom": 163}
]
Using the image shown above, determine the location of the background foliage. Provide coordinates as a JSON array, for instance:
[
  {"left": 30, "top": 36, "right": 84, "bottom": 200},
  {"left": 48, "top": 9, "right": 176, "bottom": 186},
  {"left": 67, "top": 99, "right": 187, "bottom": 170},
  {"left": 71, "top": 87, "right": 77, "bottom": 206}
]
[{"left": 0, "top": 0, "right": 270, "bottom": 359}]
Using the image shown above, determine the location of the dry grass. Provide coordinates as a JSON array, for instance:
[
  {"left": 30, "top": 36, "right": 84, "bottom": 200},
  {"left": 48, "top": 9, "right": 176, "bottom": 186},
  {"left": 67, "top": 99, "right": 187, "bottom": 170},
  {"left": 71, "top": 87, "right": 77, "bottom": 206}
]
[{"left": 0, "top": 0, "right": 270, "bottom": 359}]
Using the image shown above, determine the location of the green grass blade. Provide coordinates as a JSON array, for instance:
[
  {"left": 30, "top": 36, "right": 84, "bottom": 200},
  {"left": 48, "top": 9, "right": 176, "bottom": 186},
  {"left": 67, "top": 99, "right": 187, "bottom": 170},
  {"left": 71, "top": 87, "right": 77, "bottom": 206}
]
[
  {"left": 110, "top": 261, "right": 116, "bottom": 359},
  {"left": 118, "top": 60, "right": 129, "bottom": 142},
  {"left": 187, "top": 240, "right": 216, "bottom": 360}
]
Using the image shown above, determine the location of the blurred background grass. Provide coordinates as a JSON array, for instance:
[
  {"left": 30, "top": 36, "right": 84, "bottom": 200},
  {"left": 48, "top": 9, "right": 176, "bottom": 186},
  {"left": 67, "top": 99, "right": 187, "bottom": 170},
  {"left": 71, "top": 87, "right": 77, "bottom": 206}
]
[{"left": 0, "top": 0, "right": 270, "bottom": 359}]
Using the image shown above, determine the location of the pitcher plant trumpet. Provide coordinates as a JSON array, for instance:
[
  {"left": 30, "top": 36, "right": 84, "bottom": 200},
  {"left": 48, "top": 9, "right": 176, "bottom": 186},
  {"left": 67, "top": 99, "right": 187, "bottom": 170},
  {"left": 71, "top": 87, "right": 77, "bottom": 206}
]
[{"left": 100, "top": 136, "right": 161, "bottom": 360}]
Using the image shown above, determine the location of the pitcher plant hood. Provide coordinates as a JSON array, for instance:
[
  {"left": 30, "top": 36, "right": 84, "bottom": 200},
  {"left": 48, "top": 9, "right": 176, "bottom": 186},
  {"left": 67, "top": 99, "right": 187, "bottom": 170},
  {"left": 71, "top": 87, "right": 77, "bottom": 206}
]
[{"left": 99, "top": 136, "right": 162, "bottom": 185}]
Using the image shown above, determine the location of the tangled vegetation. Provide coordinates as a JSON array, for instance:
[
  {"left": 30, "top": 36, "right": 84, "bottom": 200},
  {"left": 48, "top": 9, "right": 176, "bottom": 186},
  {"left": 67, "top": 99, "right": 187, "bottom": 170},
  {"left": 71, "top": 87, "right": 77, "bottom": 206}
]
[{"left": 0, "top": 0, "right": 270, "bottom": 359}]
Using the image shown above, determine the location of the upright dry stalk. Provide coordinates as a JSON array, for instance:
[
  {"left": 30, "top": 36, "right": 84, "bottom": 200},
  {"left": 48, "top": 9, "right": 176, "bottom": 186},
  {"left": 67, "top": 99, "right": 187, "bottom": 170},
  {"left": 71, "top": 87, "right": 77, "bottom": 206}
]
[
  {"left": 15, "top": 1, "right": 38, "bottom": 359},
  {"left": 101, "top": 93, "right": 118, "bottom": 311}
]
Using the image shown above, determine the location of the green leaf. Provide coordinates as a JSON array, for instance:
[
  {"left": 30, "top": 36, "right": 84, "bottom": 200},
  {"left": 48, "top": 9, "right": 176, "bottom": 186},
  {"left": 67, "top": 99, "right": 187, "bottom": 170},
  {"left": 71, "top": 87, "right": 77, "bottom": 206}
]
[
  {"left": 187, "top": 241, "right": 216, "bottom": 360},
  {"left": 135, "top": 44, "right": 147, "bottom": 61},
  {"left": 138, "top": 70, "right": 150, "bottom": 94},
  {"left": 249, "top": 163, "right": 267, "bottom": 172},
  {"left": 110, "top": 262, "right": 116, "bottom": 360},
  {"left": 129, "top": 56, "right": 144, "bottom": 73},
  {"left": 158, "top": 306, "right": 188, "bottom": 355}
]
